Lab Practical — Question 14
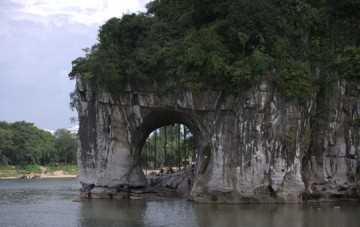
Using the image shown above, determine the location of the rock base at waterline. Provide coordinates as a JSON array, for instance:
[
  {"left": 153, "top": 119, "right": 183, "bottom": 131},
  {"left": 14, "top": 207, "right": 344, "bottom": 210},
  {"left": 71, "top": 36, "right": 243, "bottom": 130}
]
[{"left": 78, "top": 168, "right": 194, "bottom": 200}]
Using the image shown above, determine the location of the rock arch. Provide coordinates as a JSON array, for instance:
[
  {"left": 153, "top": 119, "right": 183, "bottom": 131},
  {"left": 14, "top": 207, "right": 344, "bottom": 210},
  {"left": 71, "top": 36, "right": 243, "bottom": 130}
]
[
  {"left": 130, "top": 110, "right": 205, "bottom": 181},
  {"left": 135, "top": 109, "right": 203, "bottom": 158},
  {"left": 74, "top": 75, "right": 360, "bottom": 203}
]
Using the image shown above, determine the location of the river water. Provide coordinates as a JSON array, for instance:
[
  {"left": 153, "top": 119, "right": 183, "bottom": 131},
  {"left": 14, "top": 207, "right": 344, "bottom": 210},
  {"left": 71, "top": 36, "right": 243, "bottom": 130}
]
[{"left": 0, "top": 178, "right": 359, "bottom": 227}]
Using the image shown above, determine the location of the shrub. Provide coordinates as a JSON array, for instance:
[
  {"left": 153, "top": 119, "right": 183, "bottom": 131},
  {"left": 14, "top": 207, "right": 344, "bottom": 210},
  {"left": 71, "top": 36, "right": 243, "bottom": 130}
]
[{"left": 278, "top": 60, "right": 313, "bottom": 103}]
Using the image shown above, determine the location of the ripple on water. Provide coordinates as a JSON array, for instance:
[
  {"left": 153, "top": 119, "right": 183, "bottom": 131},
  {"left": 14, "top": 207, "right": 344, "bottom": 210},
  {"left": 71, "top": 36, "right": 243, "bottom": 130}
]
[{"left": 1, "top": 179, "right": 360, "bottom": 227}]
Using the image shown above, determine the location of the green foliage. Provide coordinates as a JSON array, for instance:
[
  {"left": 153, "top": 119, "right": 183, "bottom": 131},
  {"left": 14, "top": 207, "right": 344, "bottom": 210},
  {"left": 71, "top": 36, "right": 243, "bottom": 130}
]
[
  {"left": 177, "top": 26, "right": 233, "bottom": 90},
  {"left": 0, "top": 124, "right": 13, "bottom": 165},
  {"left": 68, "top": 57, "right": 86, "bottom": 79},
  {"left": 21, "top": 165, "right": 42, "bottom": 174},
  {"left": 7, "top": 121, "right": 56, "bottom": 165},
  {"left": 0, "top": 121, "right": 77, "bottom": 167},
  {"left": 54, "top": 129, "right": 77, "bottom": 164},
  {"left": 0, "top": 164, "right": 78, "bottom": 177},
  {"left": 229, "top": 49, "right": 273, "bottom": 87},
  {"left": 0, "top": 165, "right": 20, "bottom": 178},
  {"left": 335, "top": 47, "right": 360, "bottom": 81},
  {"left": 141, "top": 124, "right": 195, "bottom": 169},
  {"left": 327, "top": 0, "right": 360, "bottom": 45},
  {"left": 278, "top": 60, "right": 313, "bottom": 102},
  {"left": 155, "top": 86, "right": 174, "bottom": 96},
  {"left": 69, "top": 0, "right": 360, "bottom": 102}
]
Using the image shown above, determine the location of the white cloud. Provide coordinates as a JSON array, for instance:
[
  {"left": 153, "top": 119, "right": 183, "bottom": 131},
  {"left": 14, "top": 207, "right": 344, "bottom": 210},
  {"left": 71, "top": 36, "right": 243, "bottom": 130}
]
[{"left": 8, "top": 0, "right": 147, "bottom": 26}]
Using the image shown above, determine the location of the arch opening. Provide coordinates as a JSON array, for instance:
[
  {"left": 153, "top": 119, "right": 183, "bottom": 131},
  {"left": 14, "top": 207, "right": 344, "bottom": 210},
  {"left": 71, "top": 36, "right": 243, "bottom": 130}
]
[
  {"left": 140, "top": 123, "right": 197, "bottom": 175},
  {"left": 133, "top": 110, "right": 203, "bottom": 169},
  {"left": 131, "top": 110, "right": 206, "bottom": 195}
]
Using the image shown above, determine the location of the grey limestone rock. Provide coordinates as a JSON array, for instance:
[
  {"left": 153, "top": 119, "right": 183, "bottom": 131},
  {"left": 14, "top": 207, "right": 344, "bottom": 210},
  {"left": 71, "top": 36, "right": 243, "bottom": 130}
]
[{"left": 74, "top": 75, "right": 360, "bottom": 203}]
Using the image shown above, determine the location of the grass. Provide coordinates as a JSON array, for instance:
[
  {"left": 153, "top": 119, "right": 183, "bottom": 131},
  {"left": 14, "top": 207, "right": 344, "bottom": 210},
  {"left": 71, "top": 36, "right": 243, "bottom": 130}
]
[
  {"left": 0, "top": 164, "right": 78, "bottom": 178},
  {"left": 44, "top": 164, "right": 78, "bottom": 175},
  {"left": 20, "top": 165, "right": 43, "bottom": 174},
  {"left": 0, "top": 165, "right": 21, "bottom": 178}
]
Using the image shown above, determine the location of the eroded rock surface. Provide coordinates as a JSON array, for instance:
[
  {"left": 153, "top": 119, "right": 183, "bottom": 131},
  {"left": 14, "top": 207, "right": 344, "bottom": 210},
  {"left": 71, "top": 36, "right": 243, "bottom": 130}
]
[{"left": 74, "top": 75, "right": 360, "bottom": 203}]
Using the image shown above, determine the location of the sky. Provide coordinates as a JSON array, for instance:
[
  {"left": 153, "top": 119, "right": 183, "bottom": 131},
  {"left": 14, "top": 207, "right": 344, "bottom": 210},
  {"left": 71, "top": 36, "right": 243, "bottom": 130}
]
[{"left": 0, "top": 0, "right": 149, "bottom": 131}]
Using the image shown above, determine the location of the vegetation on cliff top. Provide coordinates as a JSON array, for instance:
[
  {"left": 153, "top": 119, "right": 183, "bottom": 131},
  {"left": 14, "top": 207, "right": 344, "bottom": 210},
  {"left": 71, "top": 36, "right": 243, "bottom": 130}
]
[{"left": 69, "top": 0, "right": 360, "bottom": 102}]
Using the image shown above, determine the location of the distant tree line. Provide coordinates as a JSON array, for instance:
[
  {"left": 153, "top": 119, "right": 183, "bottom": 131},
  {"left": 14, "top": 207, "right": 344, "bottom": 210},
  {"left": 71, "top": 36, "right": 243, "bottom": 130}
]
[{"left": 0, "top": 121, "right": 77, "bottom": 166}]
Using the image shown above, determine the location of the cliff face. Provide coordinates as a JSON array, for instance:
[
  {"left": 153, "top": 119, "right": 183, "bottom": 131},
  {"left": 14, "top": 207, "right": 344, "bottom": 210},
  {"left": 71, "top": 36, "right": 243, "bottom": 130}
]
[
  {"left": 302, "top": 81, "right": 360, "bottom": 201},
  {"left": 74, "top": 75, "right": 360, "bottom": 203}
]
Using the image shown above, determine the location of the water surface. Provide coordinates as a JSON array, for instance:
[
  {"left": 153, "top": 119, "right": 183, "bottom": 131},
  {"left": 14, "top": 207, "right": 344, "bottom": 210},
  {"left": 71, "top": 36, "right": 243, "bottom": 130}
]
[{"left": 0, "top": 178, "right": 359, "bottom": 227}]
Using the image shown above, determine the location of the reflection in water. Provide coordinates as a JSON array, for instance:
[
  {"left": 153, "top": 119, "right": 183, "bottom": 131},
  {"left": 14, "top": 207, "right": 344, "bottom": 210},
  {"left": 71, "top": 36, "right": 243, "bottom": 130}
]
[
  {"left": 142, "top": 199, "right": 197, "bottom": 227},
  {"left": 192, "top": 202, "right": 360, "bottom": 227},
  {"left": 0, "top": 178, "right": 359, "bottom": 227},
  {"left": 193, "top": 203, "right": 304, "bottom": 227},
  {"left": 77, "top": 199, "right": 198, "bottom": 227},
  {"left": 78, "top": 200, "right": 147, "bottom": 227}
]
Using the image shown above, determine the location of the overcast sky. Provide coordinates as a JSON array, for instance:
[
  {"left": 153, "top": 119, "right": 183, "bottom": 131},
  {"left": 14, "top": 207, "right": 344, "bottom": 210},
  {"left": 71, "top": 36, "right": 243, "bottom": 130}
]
[{"left": 0, "top": 0, "right": 148, "bottom": 131}]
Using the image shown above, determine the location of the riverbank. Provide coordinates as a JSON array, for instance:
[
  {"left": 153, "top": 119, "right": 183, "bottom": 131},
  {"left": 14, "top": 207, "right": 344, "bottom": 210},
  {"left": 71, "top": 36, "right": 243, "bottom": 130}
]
[
  {"left": 0, "top": 165, "right": 77, "bottom": 179},
  {"left": 0, "top": 172, "right": 77, "bottom": 180}
]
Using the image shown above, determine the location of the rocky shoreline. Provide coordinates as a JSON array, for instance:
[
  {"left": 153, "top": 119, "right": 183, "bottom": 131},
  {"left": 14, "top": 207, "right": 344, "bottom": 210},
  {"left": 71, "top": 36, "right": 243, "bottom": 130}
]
[{"left": 78, "top": 167, "right": 194, "bottom": 201}]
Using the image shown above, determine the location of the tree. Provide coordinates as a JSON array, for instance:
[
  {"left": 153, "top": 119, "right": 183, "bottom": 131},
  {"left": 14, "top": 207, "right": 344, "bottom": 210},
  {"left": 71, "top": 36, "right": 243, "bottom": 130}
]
[
  {"left": 0, "top": 122, "right": 13, "bottom": 165},
  {"left": 54, "top": 129, "right": 77, "bottom": 164},
  {"left": 69, "top": 0, "right": 360, "bottom": 102},
  {"left": 0, "top": 121, "right": 79, "bottom": 166},
  {"left": 335, "top": 47, "right": 360, "bottom": 81},
  {"left": 10, "top": 121, "right": 56, "bottom": 165},
  {"left": 327, "top": 0, "right": 360, "bottom": 46},
  {"left": 141, "top": 124, "right": 195, "bottom": 170}
]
